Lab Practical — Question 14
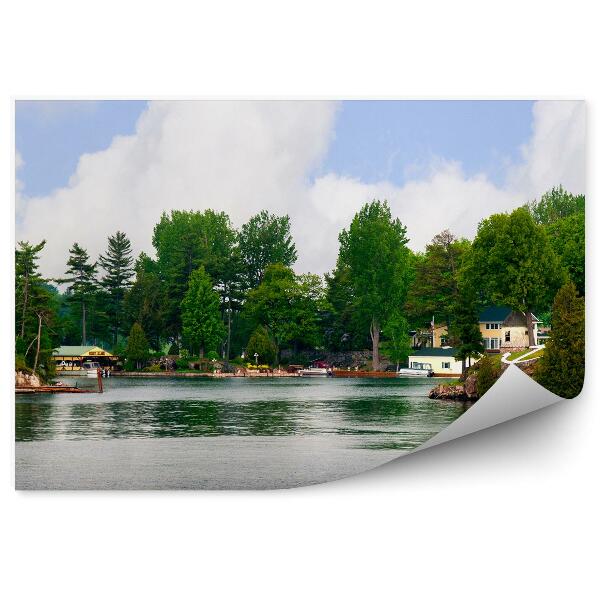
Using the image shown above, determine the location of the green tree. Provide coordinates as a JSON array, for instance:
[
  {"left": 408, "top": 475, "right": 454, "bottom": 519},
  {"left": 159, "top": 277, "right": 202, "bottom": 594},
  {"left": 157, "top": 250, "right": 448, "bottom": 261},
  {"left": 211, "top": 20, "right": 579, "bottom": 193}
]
[
  {"left": 99, "top": 231, "right": 134, "bottom": 346},
  {"left": 337, "top": 200, "right": 411, "bottom": 370},
  {"left": 323, "top": 265, "right": 367, "bottom": 351},
  {"left": 181, "top": 266, "right": 226, "bottom": 357},
  {"left": 246, "top": 325, "right": 277, "bottom": 365},
  {"left": 526, "top": 185, "right": 584, "bottom": 225},
  {"left": 462, "top": 207, "right": 565, "bottom": 346},
  {"left": 242, "top": 264, "right": 326, "bottom": 361},
  {"left": 59, "top": 243, "right": 99, "bottom": 345},
  {"left": 535, "top": 281, "right": 585, "bottom": 398},
  {"left": 453, "top": 284, "right": 485, "bottom": 373},
  {"left": 15, "top": 240, "right": 60, "bottom": 379},
  {"left": 153, "top": 209, "right": 237, "bottom": 338},
  {"left": 15, "top": 240, "right": 46, "bottom": 339},
  {"left": 381, "top": 311, "right": 411, "bottom": 370},
  {"left": 476, "top": 355, "right": 501, "bottom": 397},
  {"left": 405, "top": 230, "right": 470, "bottom": 332},
  {"left": 546, "top": 211, "right": 585, "bottom": 296},
  {"left": 124, "top": 257, "right": 166, "bottom": 351},
  {"left": 238, "top": 210, "right": 297, "bottom": 288},
  {"left": 125, "top": 322, "right": 150, "bottom": 370}
]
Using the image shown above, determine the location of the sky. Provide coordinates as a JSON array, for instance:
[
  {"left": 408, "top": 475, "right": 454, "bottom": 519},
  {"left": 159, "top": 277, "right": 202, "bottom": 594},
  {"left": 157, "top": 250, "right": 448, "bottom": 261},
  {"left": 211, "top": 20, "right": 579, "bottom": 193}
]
[{"left": 15, "top": 99, "right": 585, "bottom": 279}]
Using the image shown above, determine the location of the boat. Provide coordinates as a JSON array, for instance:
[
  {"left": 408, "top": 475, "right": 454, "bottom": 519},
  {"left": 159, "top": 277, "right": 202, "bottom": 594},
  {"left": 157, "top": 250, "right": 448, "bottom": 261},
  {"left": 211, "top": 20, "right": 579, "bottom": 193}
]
[
  {"left": 81, "top": 361, "right": 102, "bottom": 378},
  {"left": 397, "top": 365, "right": 434, "bottom": 377},
  {"left": 298, "top": 367, "right": 330, "bottom": 377}
]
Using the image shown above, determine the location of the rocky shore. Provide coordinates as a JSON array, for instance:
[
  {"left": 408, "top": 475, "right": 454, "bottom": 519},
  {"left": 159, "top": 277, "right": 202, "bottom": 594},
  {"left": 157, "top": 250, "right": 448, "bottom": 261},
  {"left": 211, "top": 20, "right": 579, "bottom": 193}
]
[
  {"left": 428, "top": 374, "right": 478, "bottom": 400},
  {"left": 15, "top": 370, "right": 42, "bottom": 388}
]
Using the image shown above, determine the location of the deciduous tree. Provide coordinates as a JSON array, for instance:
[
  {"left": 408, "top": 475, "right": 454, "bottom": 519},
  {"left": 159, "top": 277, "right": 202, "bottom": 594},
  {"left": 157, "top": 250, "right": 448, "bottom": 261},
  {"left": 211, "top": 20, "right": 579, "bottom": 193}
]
[
  {"left": 238, "top": 210, "right": 297, "bottom": 288},
  {"left": 181, "top": 266, "right": 225, "bottom": 357},
  {"left": 337, "top": 200, "right": 411, "bottom": 370},
  {"left": 462, "top": 207, "right": 565, "bottom": 346}
]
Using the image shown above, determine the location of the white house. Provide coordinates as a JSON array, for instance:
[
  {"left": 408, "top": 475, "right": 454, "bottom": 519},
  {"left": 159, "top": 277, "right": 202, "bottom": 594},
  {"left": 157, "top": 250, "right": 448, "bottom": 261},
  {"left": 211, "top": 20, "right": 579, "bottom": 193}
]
[{"left": 407, "top": 347, "right": 470, "bottom": 377}]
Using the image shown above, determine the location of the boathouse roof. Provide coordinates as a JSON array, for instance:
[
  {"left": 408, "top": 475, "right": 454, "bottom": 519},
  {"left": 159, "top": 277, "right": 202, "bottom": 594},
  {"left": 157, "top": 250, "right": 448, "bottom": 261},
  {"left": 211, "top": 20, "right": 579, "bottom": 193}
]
[{"left": 53, "top": 345, "right": 113, "bottom": 357}]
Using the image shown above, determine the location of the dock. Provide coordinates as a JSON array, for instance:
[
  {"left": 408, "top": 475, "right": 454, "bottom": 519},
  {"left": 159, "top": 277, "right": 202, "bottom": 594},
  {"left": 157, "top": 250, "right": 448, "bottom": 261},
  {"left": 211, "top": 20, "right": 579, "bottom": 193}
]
[{"left": 15, "top": 386, "right": 91, "bottom": 394}]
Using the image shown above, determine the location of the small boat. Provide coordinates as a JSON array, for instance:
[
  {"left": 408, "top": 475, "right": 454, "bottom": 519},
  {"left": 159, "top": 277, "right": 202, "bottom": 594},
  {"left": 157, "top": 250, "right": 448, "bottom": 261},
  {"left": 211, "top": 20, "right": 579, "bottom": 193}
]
[
  {"left": 298, "top": 367, "right": 330, "bottom": 377},
  {"left": 397, "top": 366, "right": 433, "bottom": 377},
  {"left": 82, "top": 361, "right": 101, "bottom": 378}
]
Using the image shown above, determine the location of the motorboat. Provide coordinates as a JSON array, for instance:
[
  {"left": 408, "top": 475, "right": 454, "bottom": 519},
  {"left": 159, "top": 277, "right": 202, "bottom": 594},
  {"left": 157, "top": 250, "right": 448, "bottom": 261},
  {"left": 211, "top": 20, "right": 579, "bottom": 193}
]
[
  {"left": 298, "top": 367, "right": 330, "bottom": 377},
  {"left": 397, "top": 366, "right": 433, "bottom": 377},
  {"left": 82, "top": 361, "right": 102, "bottom": 378}
]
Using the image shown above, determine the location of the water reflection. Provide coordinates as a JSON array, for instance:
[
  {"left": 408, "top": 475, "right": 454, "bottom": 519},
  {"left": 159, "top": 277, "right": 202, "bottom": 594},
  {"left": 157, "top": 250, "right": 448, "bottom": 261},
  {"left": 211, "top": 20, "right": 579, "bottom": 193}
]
[{"left": 15, "top": 377, "right": 469, "bottom": 451}]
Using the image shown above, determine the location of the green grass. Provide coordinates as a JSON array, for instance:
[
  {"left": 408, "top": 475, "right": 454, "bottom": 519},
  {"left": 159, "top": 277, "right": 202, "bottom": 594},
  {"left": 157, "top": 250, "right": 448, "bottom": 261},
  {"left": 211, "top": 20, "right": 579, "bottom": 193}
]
[
  {"left": 508, "top": 349, "right": 531, "bottom": 361},
  {"left": 522, "top": 348, "right": 544, "bottom": 360}
]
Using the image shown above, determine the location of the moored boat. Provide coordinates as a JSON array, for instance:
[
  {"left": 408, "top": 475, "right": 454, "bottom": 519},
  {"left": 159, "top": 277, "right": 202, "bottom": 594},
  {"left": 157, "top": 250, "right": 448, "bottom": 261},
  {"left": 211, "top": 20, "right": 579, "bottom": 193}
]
[
  {"left": 82, "top": 361, "right": 101, "bottom": 378},
  {"left": 298, "top": 367, "right": 330, "bottom": 377},
  {"left": 397, "top": 366, "right": 433, "bottom": 377}
]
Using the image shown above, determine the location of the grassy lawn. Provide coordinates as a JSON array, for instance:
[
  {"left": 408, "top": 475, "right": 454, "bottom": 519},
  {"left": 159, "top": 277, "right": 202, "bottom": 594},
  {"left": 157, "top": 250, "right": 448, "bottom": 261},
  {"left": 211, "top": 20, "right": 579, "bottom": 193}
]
[
  {"left": 508, "top": 349, "right": 532, "bottom": 361},
  {"left": 522, "top": 348, "right": 545, "bottom": 360}
]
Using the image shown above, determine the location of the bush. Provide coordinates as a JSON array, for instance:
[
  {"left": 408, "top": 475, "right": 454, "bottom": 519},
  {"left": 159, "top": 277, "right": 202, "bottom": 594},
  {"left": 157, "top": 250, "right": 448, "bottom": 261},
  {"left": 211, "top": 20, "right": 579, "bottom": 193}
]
[
  {"left": 206, "top": 350, "right": 220, "bottom": 361},
  {"left": 15, "top": 354, "right": 33, "bottom": 375},
  {"left": 168, "top": 342, "right": 180, "bottom": 356},
  {"left": 476, "top": 355, "right": 501, "bottom": 397},
  {"left": 143, "top": 364, "right": 162, "bottom": 372},
  {"left": 175, "top": 357, "right": 191, "bottom": 370}
]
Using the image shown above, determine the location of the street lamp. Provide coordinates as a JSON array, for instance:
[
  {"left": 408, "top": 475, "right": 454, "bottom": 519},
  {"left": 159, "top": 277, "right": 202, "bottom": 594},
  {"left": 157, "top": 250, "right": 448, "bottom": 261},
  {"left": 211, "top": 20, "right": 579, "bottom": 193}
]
[{"left": 254, "top": 352, "right": 259, "bottom": 366}]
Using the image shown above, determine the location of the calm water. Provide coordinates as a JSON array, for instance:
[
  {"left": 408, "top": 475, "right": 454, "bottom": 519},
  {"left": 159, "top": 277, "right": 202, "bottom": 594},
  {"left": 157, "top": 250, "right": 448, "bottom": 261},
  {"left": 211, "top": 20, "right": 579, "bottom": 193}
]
[{"left": 15, "top": 376, "right": 469, "bottom": 489}]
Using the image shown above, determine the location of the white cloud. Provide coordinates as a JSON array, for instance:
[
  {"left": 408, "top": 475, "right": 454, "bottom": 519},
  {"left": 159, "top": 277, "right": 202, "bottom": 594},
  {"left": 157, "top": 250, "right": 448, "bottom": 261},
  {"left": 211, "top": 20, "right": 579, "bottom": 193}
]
[{"left": 15, "top": 100, "right": 585, "bottom": 280}]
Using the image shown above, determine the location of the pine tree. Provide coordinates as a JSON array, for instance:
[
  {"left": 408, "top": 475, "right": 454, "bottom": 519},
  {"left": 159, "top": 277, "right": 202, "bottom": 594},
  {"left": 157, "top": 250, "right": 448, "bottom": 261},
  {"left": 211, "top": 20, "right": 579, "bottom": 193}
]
[
  {"left": 181, "top": 266, "right": 226, "bottom": 357},
  {"left": 15, "top": 240, "right": 46, "bottom": 339},
  {"left": 15, "top": 240, "right": 59, "bottom": 378},
  {"left": 125, "top": 322, "right": 150, "bottom": 370},
  {"left": 453, "top": 286, "right": 485, "bottom": 373},
  {"left": 59, "top": 243, "right": 98, "bottom": 345},
  {"left": 535, "top": 281, "right": 585, "bottom": 398},
  {"left": 99, "top": 231, "right": 134, "bottom": 345}
]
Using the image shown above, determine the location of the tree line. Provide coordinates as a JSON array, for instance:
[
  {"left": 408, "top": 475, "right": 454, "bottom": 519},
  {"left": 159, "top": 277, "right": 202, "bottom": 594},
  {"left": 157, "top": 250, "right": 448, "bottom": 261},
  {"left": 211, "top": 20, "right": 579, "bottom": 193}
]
[{"left": 15, "top": 186, "right": 584, "bottom": 390}]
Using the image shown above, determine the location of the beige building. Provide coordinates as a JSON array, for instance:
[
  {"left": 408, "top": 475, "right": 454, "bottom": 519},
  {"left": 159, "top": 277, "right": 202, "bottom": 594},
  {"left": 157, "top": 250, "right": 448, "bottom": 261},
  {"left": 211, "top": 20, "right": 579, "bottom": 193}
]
[
  {"left": 408, "top": 347, "right": 469, "bottom": 377},
  {"left": 479, "top": 306, "right": 539, "bottom": 351}
]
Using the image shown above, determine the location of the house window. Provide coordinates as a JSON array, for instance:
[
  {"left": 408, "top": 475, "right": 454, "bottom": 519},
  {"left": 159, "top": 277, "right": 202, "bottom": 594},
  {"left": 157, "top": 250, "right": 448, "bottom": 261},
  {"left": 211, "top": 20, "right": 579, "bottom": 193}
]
[
  {"left": 490, "top": 338, "right": 500, "bottom": 350},
  {"left": 505, "top": 330, "right": 511, "bottom": 343},
  {"left": 442, "top": 362, "right": 451, "bottom": 369},
  {"left": 485, "top": 323, "right": 490, "bottom": 330}
]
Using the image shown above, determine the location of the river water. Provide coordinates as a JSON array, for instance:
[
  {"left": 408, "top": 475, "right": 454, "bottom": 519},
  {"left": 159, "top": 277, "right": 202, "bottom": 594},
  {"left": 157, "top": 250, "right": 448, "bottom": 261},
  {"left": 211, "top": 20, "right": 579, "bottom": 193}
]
[{"left": 15, "top": 376, "right": 470, "bottom": 489}]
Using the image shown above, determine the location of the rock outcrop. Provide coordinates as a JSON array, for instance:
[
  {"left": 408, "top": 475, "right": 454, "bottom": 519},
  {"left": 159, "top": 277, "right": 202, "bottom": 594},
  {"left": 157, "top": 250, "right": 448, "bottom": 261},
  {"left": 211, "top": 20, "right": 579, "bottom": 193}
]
[
  {"left": 429, "top": 375, "right": 479, "bottom": 401},
  {"left": 15, "top": 370, "right": 42, "bottom": 388}
]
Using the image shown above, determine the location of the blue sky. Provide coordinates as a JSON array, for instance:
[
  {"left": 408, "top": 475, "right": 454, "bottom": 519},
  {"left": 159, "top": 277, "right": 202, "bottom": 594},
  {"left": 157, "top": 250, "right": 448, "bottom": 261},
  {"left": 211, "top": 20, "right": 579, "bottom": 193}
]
[
  {"left": 16, "top": 100, "right": 534, "bottom": 197},
  {"left": 16, "top": 100, "right": 148, "bottom": 196}
]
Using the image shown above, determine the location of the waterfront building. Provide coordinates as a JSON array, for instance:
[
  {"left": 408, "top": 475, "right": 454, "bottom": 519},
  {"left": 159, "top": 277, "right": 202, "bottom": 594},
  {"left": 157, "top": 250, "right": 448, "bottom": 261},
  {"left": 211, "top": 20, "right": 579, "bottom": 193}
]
[
  {"left": 53, "top": 346, "right": 118, "bottom": 374},
  {"left": 479, "top": 306, "right": 540, "bottom": 351}
]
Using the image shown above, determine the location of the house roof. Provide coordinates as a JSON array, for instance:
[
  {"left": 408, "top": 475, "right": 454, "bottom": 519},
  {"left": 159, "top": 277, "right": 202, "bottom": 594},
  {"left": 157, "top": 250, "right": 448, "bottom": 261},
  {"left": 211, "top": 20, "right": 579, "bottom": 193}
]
[
  {"left": 479, "top": 306, "right": 512, "bottom": 322},
  {"left": 409, "top": 347, "right": 458, "bottom": 357},
  {"left": 53, "top": 345, "right": 112, "bottom": 357},
  {"left": 479, "top": 306, "right": 541, "bottom": 324}
]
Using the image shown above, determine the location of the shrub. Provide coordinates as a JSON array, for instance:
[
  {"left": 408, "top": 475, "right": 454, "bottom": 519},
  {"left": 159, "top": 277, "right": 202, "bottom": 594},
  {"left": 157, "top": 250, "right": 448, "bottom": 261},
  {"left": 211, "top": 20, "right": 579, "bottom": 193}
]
[
  {"left": 143, "top": 364, "right": 162, "bottom": 372},
  {"left": 476, "top": 355, "right": 501, "bottom": 397}
]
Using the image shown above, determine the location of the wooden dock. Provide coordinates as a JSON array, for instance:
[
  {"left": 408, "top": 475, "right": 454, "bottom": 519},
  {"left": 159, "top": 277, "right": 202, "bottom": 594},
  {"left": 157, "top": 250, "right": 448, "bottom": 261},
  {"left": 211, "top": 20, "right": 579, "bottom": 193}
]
[
  {"left": 15, "top": 386, "right": 91, "bottom": 394},
  {"left": 332, "top": 370, "right": 397, "bottom": 378}
]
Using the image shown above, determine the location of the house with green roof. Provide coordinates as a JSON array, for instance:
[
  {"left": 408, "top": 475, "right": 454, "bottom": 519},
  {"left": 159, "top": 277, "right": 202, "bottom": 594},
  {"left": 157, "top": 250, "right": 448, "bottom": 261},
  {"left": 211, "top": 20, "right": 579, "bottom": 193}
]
[
  {"left": 407, "top": 347, "right": 469, "bottom": 376},
  {"left": 479, "top": 306, "right": 540, "bottom": 351}
]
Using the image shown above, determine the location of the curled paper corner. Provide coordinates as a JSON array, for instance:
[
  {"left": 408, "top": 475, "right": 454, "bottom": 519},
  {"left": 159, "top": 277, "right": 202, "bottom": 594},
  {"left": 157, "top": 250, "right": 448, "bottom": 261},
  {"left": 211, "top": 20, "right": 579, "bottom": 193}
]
[{"left": 414, "top": 365, "right": 564, "bottom": 453}]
